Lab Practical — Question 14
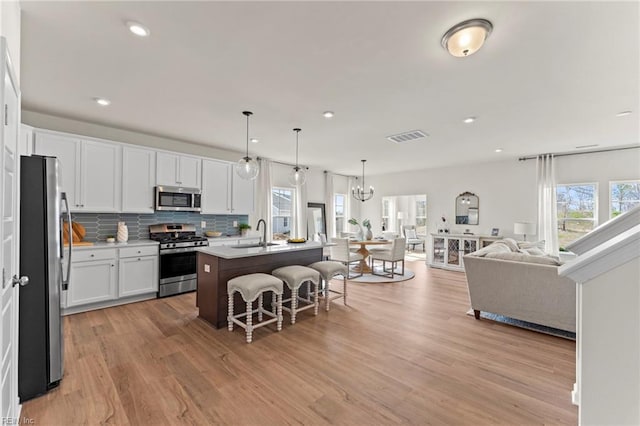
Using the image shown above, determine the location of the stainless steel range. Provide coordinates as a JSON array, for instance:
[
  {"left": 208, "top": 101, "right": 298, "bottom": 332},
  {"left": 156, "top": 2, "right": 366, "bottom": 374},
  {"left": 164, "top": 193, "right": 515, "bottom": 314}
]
[{"left": 149, "top": 224, "right": 209, "bottom": 297}]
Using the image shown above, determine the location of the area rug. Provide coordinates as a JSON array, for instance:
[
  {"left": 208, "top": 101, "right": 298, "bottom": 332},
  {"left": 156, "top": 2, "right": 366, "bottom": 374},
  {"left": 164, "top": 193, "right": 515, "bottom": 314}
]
[
  {"left": 405, "top": 251, "right": 426, "bottom": 261},
  {"left": 336, "top": 266, "right": 415, "bottom": 283},
  {"left": 465, "top": 309, "right": 576, "bottom": 340}
]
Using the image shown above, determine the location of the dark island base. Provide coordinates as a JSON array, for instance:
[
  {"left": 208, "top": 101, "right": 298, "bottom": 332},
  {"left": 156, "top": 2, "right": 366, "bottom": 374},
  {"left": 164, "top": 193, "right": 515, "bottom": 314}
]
[{"left": 197, "top": 248, "right": 323, "bottom": 328}]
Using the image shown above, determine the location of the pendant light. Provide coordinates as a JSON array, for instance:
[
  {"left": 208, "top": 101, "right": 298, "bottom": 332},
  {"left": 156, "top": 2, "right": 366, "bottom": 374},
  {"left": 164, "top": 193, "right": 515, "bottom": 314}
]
[
  {"left": 235, "top": 111, "right": 259, "bottom": 180},
  {"left": 351, "top": 160, "right": 374, "bottom": 202},
  {"left": 288, "top": 128, "right": 306, "bottom": 186}
]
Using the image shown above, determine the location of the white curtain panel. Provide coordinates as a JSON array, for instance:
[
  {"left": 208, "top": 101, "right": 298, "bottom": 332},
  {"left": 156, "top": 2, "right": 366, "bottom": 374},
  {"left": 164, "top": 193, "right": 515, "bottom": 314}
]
[
  {"left": 345, "top": 176, "right": 356, "bottom": 233},
  {"left": 255, "top": 158, "right": 273, "bottom": 242},
  {"left": 537, "top": 154, "right": 559, "bottom": 255},
  {"left": 324, "top": 171, "right": 335, "bottom": 239},
  {"left": 294, "top": 180, "right": 308, "bottom": 239}
]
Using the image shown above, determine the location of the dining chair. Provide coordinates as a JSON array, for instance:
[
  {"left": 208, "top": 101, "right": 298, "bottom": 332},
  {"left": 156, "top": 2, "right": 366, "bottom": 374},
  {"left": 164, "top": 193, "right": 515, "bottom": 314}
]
[
  {"left": 370, "top": 237, "right": 406, "bottom": 278},
  {"left": 328, "top": 238, "right": 364, "bottom": 279}
]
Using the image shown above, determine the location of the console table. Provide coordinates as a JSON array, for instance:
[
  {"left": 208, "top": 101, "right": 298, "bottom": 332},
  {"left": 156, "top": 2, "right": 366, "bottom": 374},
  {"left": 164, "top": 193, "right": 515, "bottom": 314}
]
[{"left": 429, "top": 233, "right": 499, "bottom": 272}]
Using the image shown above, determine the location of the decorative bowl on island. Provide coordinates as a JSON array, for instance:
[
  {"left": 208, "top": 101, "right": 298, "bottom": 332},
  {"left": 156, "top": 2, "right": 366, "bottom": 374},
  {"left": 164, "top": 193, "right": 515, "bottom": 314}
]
[
  {"left": 205, "top": 231, "right": 223, "bottom": 237},
  {"left": 287, "top": 238, "right": 306, "bottom": 244}
]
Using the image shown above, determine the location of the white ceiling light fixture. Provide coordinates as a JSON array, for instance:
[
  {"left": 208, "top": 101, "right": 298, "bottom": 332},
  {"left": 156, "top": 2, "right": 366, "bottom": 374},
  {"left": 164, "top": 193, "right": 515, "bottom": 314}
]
[
  {"left": 441, "top": 18, "right": 493, "bottom": 57},
  {"left": 235, "top": 111, "right": 259, "bottom": 180},
  {"left": 94, "top": 97, "right": 111, "bottom": 106},
  {"left": 463, "top": 116, "right": 476, "bottom": 124},
  {"left": 495, "top": 148, "right": 503, "bottom": 153},
  {"left": 323, "top": 111, "right": 334, "bottom": 118},
  {"left": 616, "top": 110, "right": 632, "bottom": 117},
  {"left": 127, "top": 21, "right": 150, "bottom": 37},
  {"left": 352, "top": 160, "right": 374, "bottom": 202},
  {"left": 250, "top": 138, "right": 259, "bottom": 144},
  {"left": 288, "top": 128, "right": 306, "bottom": 186}
]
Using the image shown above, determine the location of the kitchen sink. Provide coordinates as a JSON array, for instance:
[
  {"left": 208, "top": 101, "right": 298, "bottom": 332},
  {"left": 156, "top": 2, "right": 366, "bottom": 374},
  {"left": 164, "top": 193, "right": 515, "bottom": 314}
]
[{"left": 229, "top": 242, "right": 280, "bottom": 249}]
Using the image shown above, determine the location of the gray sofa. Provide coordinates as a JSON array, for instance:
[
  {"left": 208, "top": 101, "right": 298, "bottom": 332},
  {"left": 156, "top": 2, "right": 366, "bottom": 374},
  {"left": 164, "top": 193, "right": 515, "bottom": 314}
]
[{"left": 463, "top": 242, "right": 576, "bottom": 332}]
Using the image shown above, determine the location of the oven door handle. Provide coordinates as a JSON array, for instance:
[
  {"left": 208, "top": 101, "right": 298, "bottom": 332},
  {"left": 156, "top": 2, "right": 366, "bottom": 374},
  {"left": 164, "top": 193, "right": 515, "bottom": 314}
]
[{"left": 160, "top": 247, "right": 202, "bottom": 255}]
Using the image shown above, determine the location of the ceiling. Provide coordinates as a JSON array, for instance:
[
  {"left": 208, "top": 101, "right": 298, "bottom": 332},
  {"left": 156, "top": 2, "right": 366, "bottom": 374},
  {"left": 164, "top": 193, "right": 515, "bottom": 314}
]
[{"left": 20, "top": 1, "right": 639, "bottom": 176}]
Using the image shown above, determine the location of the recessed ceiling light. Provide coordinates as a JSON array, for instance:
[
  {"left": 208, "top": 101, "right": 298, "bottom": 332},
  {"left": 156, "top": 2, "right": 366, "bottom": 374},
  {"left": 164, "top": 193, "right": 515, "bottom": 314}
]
[
  {"left": 463, "top": 116, "right": 476, "bottom": 124},
  {"left": 616, "top": 110, "right": 632, "bottom": 117},
  {"left": 94, "top": 97, "right": 111, "bottom": 106},
  {"left": 127, "top": 21, "right": 150, "bottom": 37},
  {"left": 495, "top": 148, "right": 503, "bottom": 153},
  {"left": 323, "top": 111, "right": 334, "bottom": 118},
  {"left": 250, "top": 138, "right": 259, "bottom": 144}
]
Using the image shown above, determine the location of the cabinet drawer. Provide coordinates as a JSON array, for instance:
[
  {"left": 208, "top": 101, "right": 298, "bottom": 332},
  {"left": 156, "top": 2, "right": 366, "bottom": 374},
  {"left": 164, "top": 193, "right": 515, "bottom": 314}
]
[
  {"left": 73, "top": 248, "right": 117, "bottom": 262},
  {"left": 119, "top": 245, "right": 158, "bottom": 258}
]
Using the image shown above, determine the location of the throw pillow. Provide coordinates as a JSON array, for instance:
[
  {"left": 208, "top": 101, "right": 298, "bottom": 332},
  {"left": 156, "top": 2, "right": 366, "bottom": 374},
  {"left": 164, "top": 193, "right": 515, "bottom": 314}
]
[
  {"left": 469, "top": 241, "right": 512, "bottom": 257},
  {"left": 485, "top": 251, "right": 562, "bottom": 266},
  {"left": 501, "top": 238, "right": 520, "bottom": 252},
  {"left": 518, "top": 240, "right": 546, "bottom": 250}
]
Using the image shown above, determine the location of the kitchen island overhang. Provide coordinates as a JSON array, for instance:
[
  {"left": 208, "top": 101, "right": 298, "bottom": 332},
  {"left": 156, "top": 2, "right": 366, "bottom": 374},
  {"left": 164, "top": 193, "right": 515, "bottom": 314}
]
[{"left": 196, "top": 242, "right": 324, "bottom": 328}]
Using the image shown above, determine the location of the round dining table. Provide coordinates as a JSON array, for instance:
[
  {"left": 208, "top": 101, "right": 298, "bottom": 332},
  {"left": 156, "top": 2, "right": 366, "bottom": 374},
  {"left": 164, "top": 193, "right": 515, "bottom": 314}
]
[{"left": 349, "top": 239, "right": 391, "bottom": 273}]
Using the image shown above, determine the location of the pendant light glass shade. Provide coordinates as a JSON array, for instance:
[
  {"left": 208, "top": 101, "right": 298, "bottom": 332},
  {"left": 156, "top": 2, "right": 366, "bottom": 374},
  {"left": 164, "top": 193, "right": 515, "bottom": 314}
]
[
  {"left": 235, "top": 111, "right": 259, "bottom": 180},
  {"left": 288, "top": 128, "right": 306, "bottom": 186}
]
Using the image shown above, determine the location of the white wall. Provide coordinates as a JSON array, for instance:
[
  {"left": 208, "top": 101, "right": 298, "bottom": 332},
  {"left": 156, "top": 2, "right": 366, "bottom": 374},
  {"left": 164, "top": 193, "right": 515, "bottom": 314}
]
[{"left": 360, "top": 150, "right": 640, "bottom": 240}]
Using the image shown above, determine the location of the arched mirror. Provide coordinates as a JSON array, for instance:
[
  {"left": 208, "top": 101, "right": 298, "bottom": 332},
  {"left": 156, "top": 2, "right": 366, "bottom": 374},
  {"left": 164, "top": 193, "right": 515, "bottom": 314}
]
[{"left": 455, "top": 192, "right": 479, "bottom": 225}]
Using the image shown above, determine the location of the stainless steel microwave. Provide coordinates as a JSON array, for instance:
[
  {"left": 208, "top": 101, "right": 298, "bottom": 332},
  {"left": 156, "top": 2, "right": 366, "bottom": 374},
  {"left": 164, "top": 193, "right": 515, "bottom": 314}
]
[{"left": 155, "top": 186, "right": 202, "bottom": 212}]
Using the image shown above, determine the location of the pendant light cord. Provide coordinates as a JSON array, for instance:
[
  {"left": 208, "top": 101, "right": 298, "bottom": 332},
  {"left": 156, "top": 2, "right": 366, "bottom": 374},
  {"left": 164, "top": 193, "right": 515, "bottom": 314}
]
[
  {"left": 242, "top": 111, "right": 253, "bottom": 159},
  {"left": 294, "top": 128, "right": 301, "bottom": 169}
]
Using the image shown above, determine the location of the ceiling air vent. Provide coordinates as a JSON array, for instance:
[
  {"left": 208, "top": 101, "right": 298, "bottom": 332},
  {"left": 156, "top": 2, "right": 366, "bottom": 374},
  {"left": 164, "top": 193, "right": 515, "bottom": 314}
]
[{"left": 386, "top": 130, "right": 428, "bottom": 144}]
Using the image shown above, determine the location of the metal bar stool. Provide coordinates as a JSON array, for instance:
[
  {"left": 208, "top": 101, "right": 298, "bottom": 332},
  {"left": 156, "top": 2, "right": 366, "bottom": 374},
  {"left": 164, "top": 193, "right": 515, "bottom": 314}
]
[
  {"left": 308, "top": 261, "right": 348, "bottom": 311},
  {"left": 271, "top": 265, "right": 320, "bottom": 324},
  {"left": 227, "top": 273, "right": 284, "bottom": 343}
]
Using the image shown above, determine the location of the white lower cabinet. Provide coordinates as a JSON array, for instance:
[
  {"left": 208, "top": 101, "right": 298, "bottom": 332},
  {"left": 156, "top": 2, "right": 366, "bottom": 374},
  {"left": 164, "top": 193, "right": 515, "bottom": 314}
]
[
  {"left": 67, "top": 256, "right": 117, "bottom": 308},
  {"left": 119, "top": 255, "right": 159, "bottom": 297},
  {"left": 63, "top": 244, "right": 159, "bottom": 314}
]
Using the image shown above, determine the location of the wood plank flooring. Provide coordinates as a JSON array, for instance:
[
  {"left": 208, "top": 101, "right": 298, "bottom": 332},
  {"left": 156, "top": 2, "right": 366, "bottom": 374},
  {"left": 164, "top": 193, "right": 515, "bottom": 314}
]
[{"left": 22, "top": 260, "right": 577, "bottom": 425}]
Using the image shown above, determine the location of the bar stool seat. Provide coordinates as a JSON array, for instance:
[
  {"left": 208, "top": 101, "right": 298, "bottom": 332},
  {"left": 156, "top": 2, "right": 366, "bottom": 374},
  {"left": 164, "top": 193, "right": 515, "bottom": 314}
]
[
  {"left": 271, "top": 265, "right": 320, "bottom": 324},
  {"left": 227, "top": 273, "right": 283, "bottom": 343},
  {"left": 308, "top": 261, "right": 348, "bottom": 311}
]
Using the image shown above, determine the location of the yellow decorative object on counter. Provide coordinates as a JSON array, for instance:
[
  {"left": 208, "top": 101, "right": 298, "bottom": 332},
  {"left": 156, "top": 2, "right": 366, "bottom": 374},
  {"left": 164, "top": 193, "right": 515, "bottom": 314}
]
[{"left": 287, "top": 238, "right": 306, "bottom": 244}]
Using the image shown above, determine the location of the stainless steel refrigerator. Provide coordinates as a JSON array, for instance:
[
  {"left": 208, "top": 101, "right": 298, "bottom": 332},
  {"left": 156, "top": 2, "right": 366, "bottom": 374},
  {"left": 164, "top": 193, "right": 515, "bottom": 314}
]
[{"left": 18, "top": 155, "right": 71, "bottom": 401}]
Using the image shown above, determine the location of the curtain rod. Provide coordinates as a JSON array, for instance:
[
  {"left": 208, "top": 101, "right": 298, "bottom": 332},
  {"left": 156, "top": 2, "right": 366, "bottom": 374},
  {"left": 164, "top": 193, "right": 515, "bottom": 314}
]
[
  {"left": 324, "top": 170, "right": 357, "bottom": 179},
  {"left": 518, "top": 145, "right": 638, "bottom": 161},
  {"left": 257, "top": 156, "right": 309, "bottom": 170}
]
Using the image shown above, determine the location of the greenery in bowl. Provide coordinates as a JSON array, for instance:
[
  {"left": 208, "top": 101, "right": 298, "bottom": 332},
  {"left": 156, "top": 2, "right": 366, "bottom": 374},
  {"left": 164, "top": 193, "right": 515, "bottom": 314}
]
[{"left": 238, "top": 223, "right": 251, "bottom": 230}]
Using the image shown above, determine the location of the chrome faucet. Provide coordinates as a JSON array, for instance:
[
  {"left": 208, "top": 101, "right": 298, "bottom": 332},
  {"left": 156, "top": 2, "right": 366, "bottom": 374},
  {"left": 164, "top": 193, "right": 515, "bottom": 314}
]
[{"left": 256, "top": 219, "right": 267, "bottom": 247}]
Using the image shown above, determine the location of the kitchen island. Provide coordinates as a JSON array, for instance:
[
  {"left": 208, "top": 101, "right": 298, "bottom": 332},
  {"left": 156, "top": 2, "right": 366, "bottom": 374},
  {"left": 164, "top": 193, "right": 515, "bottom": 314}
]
[{"left": 196, "top": 242, "right": 323, "bottom": 328}]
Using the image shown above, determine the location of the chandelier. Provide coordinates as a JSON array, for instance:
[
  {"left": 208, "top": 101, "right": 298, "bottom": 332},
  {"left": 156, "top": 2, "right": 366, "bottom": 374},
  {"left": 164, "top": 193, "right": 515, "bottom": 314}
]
[
  {"left": 235, "top": 111, "right": 259, "bottom": 180},
  {"left": 352, "top": 160, "right": 374, "bottom": 202}
]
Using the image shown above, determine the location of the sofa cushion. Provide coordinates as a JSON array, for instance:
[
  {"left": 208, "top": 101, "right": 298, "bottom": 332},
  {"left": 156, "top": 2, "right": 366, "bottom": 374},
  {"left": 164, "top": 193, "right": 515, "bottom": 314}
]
[
  {"left": 520, "top": 247, "right": 546, "bottom": 256},
  {"left": 485, "top": 251, "right": 562, "bottom": 266},
  {"left": 469, "top": 241, "right": 513, "bottom": 257},
  {"left": 518, "top": 240, "right": 546, "bottom": 250}
]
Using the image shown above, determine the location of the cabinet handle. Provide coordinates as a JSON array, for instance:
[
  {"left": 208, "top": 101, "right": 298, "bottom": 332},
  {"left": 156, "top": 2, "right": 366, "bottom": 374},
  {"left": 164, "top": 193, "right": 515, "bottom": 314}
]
[
  {"left": 111, "top": 264, "right": 114, "bottom": 267},
  {"left": 138, "top": 258, "right": 141, "bottom": 261},
  {"left": 90, "top": 254, "right": 94, "bottom": 257},
  {"left": 137, "top": 250, "right": 141, "bottom": 253}
]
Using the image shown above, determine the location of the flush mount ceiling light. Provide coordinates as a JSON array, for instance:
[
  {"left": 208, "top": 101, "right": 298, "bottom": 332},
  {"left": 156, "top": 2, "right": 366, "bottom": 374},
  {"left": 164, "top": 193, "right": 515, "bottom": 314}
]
[
  {"left": 616, "top": 111, "right": 632, "bottom": 117},
  {"left": 495, "top": 148, "right": 503, "bottom": 153},
  {"left": 352, "top": 160, "right": 374, "bottom": 202},
  {"left": 235, "top": 111, "right": 259, "bottom": 180},
  {"left": 250, "top": 138, "right": 259, "bottom": 144},
  {"left": 441, "top": 18, "right": 493, "bottom": 57},
  {"left": 127, "top": 21, "right": 150, "bottom": 37},
  {"left": 288, "top": 128, "right": 306, "bottom": 186},
  {"left": 323, "top": 111, "right": 334, "bottom": 118},
  {"left": 463, "top": 116, "right": 476, "bottom": 124},
  {"left": 94, "top": 97, "right": 111, "bottom": 106}
]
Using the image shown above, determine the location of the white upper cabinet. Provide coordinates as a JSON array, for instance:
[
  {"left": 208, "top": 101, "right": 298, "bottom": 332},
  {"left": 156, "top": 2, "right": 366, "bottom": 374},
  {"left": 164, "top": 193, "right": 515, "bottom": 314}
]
[
  {"left": 156, "top": 152, "right": 201, "bottom": 189},
  {"left": 231, "top": 170, "right": 254, "bottom": 215},
  {"left": 80, "top": 140, "right": 121, "bottom": 212},
  {"left": 202, "top": 159, "right": 230, "bottom": 214},
  {"left": 34, "top": 132, "right": 81, "bottom": 209},
  {"left": 34, "top": 131, "right": 121, "bottom": 212},
  {"left": 122, "top": 146, "right": 156, "bottom": 213},
  {"left": 201, "top": 159, "right": 254, "bottom": 215}
]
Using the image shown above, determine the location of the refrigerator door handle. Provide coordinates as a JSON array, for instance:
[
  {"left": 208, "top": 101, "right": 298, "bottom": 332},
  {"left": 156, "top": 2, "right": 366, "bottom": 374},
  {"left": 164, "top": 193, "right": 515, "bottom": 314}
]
[{"left": 61, "top": 193, "right": 72, "bottom": 290}]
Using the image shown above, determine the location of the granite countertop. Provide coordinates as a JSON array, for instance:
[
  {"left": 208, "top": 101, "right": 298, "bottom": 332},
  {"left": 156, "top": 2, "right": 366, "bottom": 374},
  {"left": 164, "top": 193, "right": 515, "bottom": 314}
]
[
  {"left": 65, "top": 240, "right": 159, "bottom": 250},
  {"left": 197, "top": 241, "right": 323, "bottom": 259}
]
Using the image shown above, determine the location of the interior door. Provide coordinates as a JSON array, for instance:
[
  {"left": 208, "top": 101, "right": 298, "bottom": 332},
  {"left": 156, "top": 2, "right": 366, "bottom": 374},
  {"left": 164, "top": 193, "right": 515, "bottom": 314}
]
[{"left": 0, "top": 38, "right": 21, "bottom": 419}]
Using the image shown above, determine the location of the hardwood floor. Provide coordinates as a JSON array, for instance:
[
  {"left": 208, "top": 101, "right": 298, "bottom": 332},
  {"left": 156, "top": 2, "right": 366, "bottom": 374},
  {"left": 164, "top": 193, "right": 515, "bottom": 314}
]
[{"left": 22, "top": 260, "right": 577, "bottom": 425}]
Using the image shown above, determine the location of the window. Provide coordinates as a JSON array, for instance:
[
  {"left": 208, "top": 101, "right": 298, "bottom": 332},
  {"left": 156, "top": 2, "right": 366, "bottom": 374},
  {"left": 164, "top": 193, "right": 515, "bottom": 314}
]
[
  {"left": 381, "top": 198, "right": 391, "bottom": 231},
  {"left": 556, "top": 183, "right": 598, "bottom": 248},
  {"left": 272, "top": 187, "right": 294, "bottom": 240},
  {"left": 610, "top": 180, "right": 640, "bottom": 218},
  {"left": 415, "top": 198, "right": 427, "bottom": 234},
  {"left": 334, "top": 193, "right": 345, "bottom": 237}
]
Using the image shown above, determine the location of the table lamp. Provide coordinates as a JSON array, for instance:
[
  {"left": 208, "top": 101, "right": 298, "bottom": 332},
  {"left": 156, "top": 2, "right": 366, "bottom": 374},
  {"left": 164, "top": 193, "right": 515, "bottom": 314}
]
[{"left": 514, "top": 222, "right": 536, "bottom": 241}]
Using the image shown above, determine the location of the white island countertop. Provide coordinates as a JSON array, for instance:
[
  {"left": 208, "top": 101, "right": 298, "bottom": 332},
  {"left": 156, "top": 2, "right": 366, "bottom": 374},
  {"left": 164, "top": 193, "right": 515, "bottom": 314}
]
[{"left": 196, "top": 241, "right": 323, "bottom": 259}]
